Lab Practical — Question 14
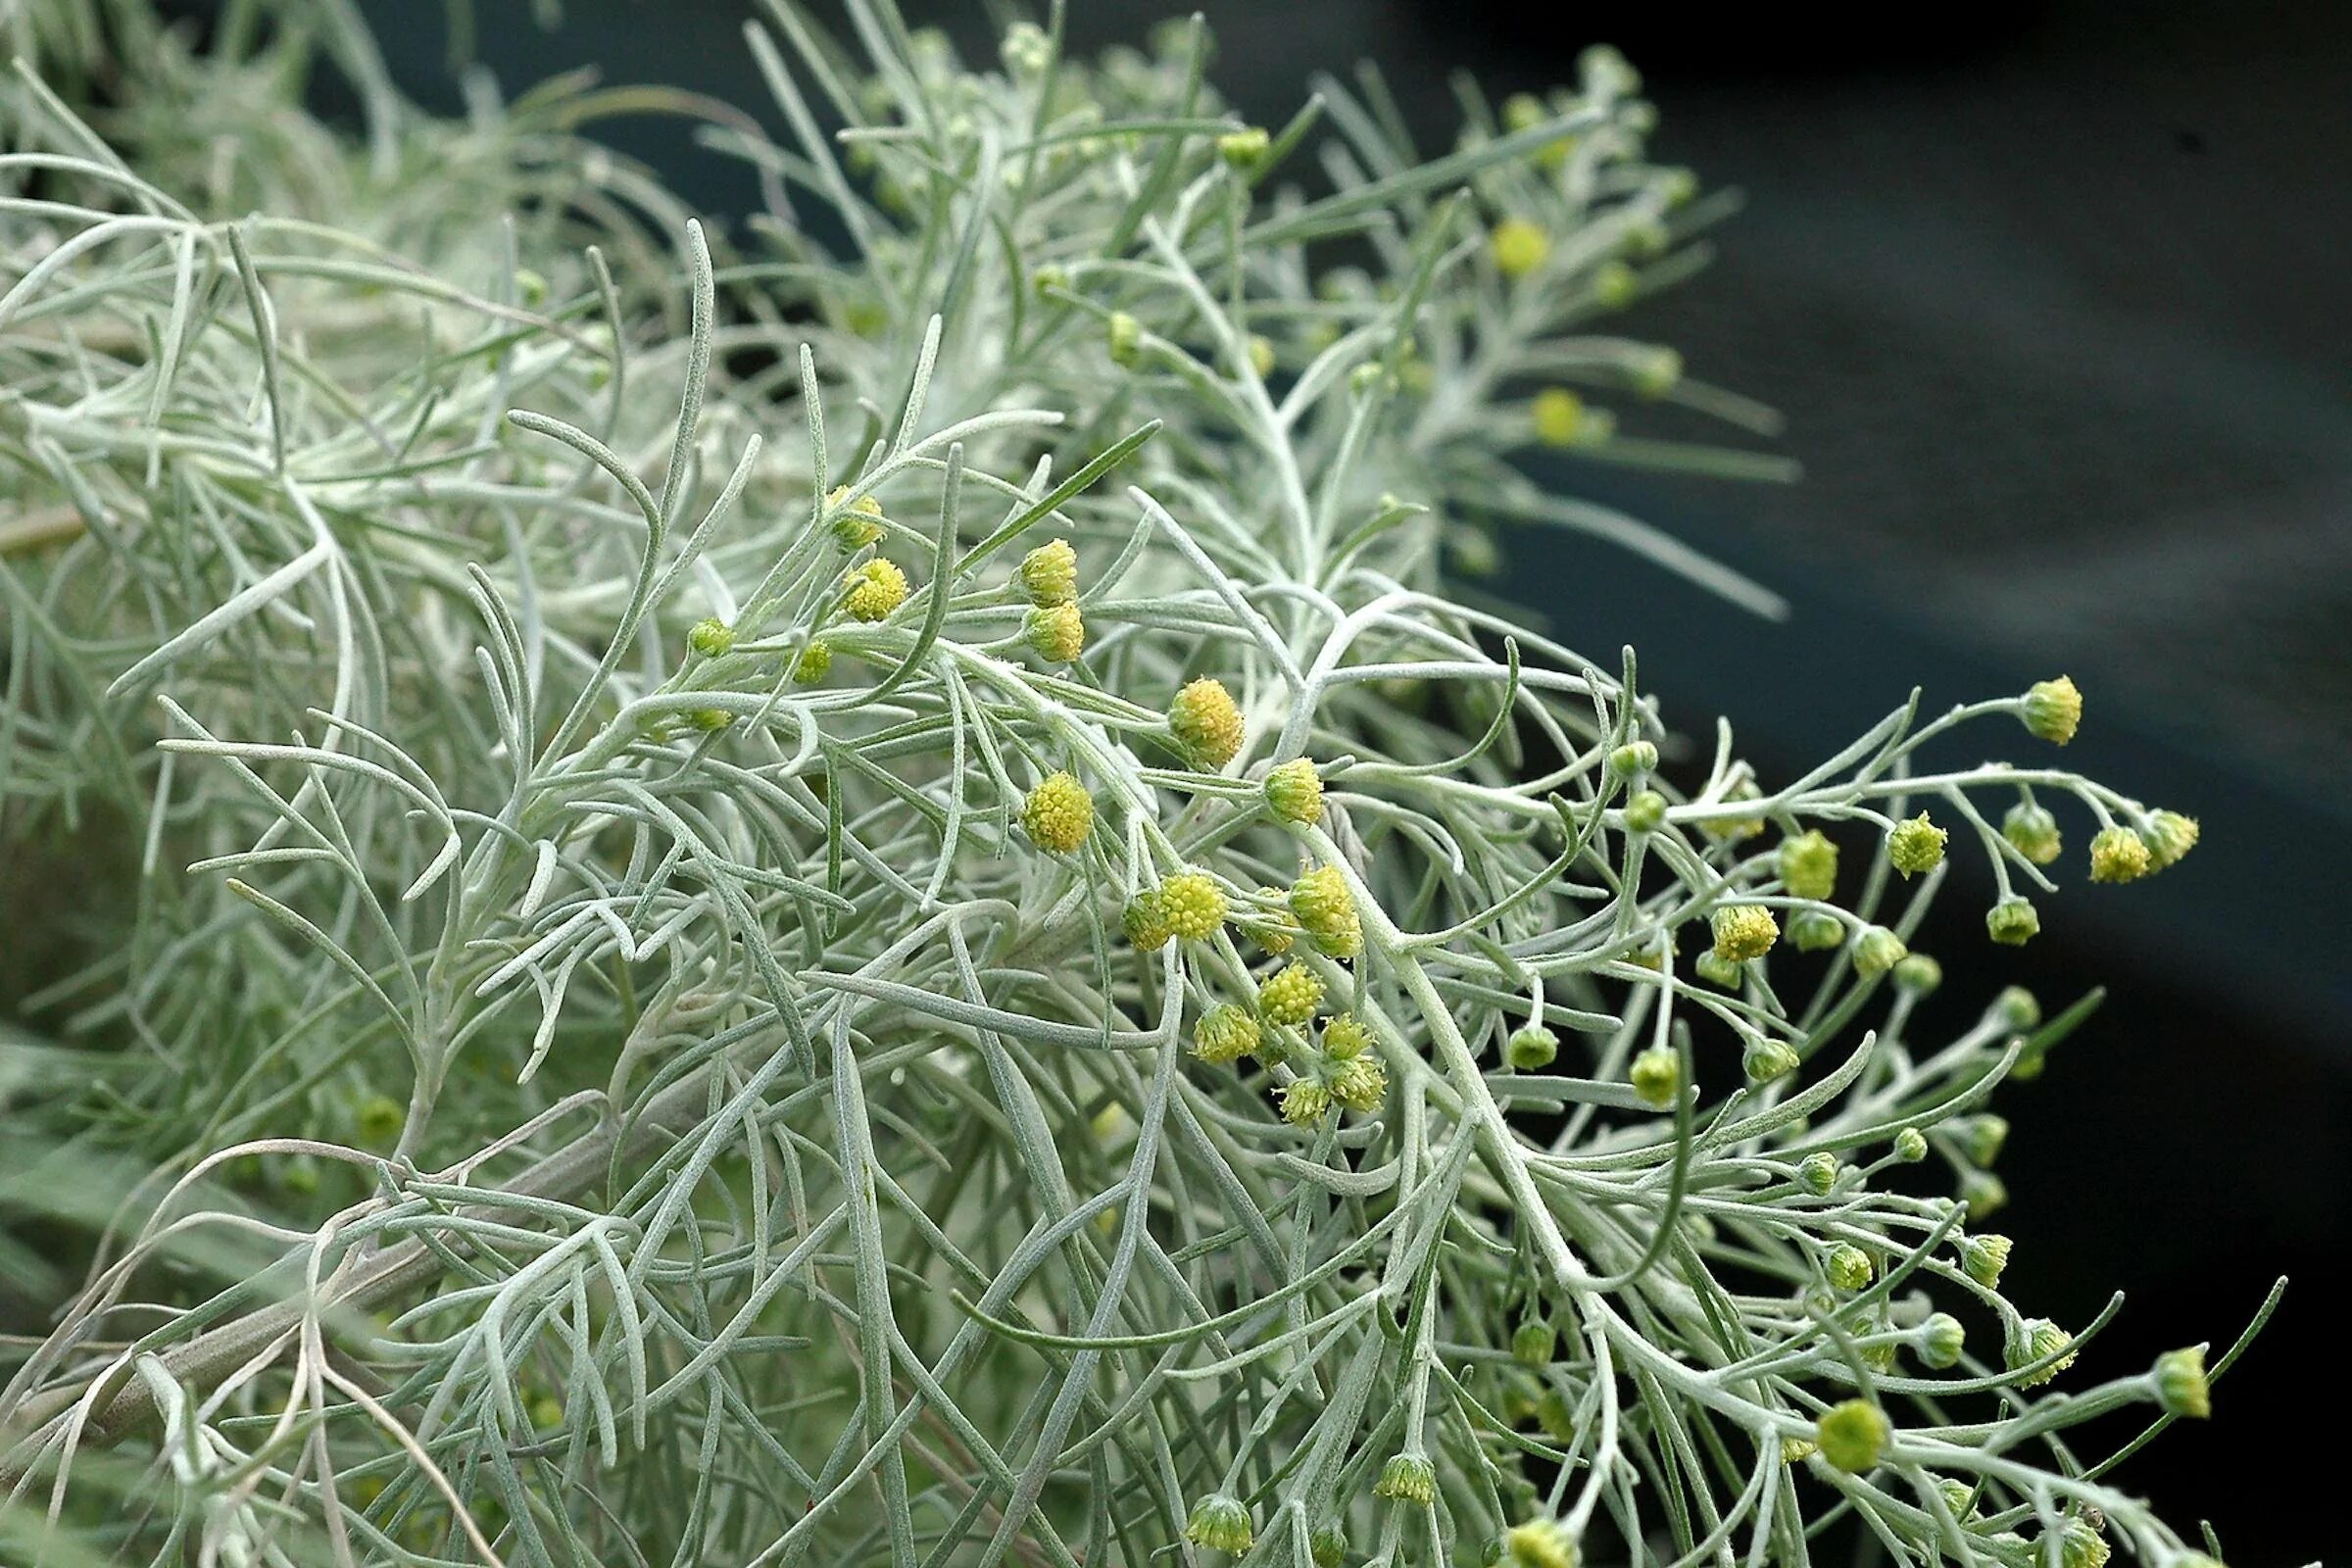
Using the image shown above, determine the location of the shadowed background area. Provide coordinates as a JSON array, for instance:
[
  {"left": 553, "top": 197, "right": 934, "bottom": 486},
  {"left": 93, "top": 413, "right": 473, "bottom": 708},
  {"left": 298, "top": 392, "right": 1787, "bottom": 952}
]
[{"left": 152, "top": 1, "right": 2352, "bottom": 1559}]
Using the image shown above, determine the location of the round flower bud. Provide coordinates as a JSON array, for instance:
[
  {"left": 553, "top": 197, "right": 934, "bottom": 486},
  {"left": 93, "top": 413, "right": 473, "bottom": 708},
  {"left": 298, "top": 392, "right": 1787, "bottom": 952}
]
[
  {"left": 1264, "top": 758, "right": 1324, "bottom": 824},
  {"left": 1591, "top": 259, "right": 1638, "bottom": 309},
  {"left": 1958, "top": 1232, "right": 2013, "bottom": 1289},
  {"left": 1320, "top": 1013, "right": 1373, "bottom": 1061},
  {"left": 791, "top": 640, "right": 832, "bottom": 683},
  {"left": 1169, "top": 676, "right": 1245, "bottom": 768},
  {"left": 1886, "top": 811, "right": 1947, "bottom": 878},
  {"left": 842, "top": 558, "right": 908, "bottom": 620},
  {"left": 1985, "top": 896, "right": 2039, "bottom": 947},
  {"left": 1194, "top": 1004, "right": 1261, "bottom": 1065},
  {"left": 1776, "top": 830, "right": 1838, "bottom": 902},
  {"left": 1290, "top": 864, "right": 1363, "bottom": 959},
  {"left": 1258, "top": 961, "right": 1324, "bottom": 1026},
  {"left": 1374, "top": 1449, "right": 1436, "bottom": 1504},
  {"left": 1852, "top": 925, "right": 1907, "bottom": 978},
  {"left": 1709, "top": 904, "right": 1779, "bottom": 962},
  {"left": 1815, "top": 1399, "right": 1888, "bottom": 1473},
  {"left": 1623, "top": 789, "right": 1667, "bottom": 834},
  {"left": 1024, "top": 602, "right": 1085, "bottom": 662},
  {"left": 1743, "top": 1038, "right": 1800, "bottom": 1085},
  {"left": 1246, "top": 334, "right": 1276, "bottom": 380},
  {"left": 1490, "top": 217, "right": 1550, "bottom": 278},
  {"left": 2142, "top": 809, "right": 2199, "bottom": 871},
  {"left": 1157, "top": 871, "right": 1227, "bottom": 942},
  {"left": 1216, "top": 124, "right": 1270, "bottom": 169},
  {"left": 1892, "top": 953, "right": 1942, "bottom": 996},
  {"left": 1606, "top": 739, "right": 1658, "bottom": 779},
  {"left": 1020, "top": 770, "right": 1094, "bottom": 853},
  {"left": 1959, "top": 1168, "right": 2008, "bottom": 1216},
  {"left": 2021, "top": 675, "right": 2082, "bottom": 745},
  {"left": 1247, "top": 889, "right": 1298, "bottom": 956},
  {"left": 1629, "top": 1046, "right": 1680, "bottom": 1108},
  {"left": 1506, "top": 1024, "right": 1558, "bottom": 1071},
  {"left": 1825, "top": 1244, "right": 1874, "bottom": 1292},
  {"left": 825, "top": 487, "right": 886, "bottom": 549},
  {"left": 1531, "top": 386, "right": 1588, "bottom": 447},
  {"left": 355, "top": 1094, "right": 405, "bottom": 1148},
  {"left": 1280, "top": 1076, "right": 1332, "bottom": 1124},
  {"left": 1105, "top": 310, "right": 1142, "bottom": 367},
  {"left": 1031, "top": 263, "right": 1068, "bottom": 297},
  {"left": 1936, "top": 1479, "right": 1979, "bottom": 1520},
  {"left": 1503, "top": 1519, "right": 1577, "bottom": 1568},
  {"left": 1310, "top": 1526, "right": 1347, "bottom": 1568},
  {"left": 2008, "top": 1317, "right": 2078, "bottom": 1387},
  {"left": 1893, "top": 1126, "right": 1930, "bottom": 1163},
  {"left": 1122, "top": 890, "right": 1172, "bottom": 952},
  {"left": 1796, "top": 1151, "right": 1839, "bottom": 1197},
  {"left": 687, "top": 616, "right": 735, "bottom": 658},
  {"left": 1788, "top": 908, "right": 1844, "bottom": 953},
  {"left": 1000, "top": 20, "right": 1052, "bottom": 74},
  {"left": 2088, "top": 824, "right": 2150, "bottom": 884},
  {"left": 1965, "top": 1114, "right": 2010, "bottom": 1168},
  {"left": 2153, "top": 1346, "right": 2210, "bottom": 1419},
  {"left": 1018, "top": 537, "right": 1078, "bottom": 606},
  {"left": 2057, "top": 1516, "right": 2112, "bottom": 1568},
  {"left": 1632, "top": 346, "right": 1682, "bottom": 400},
  {"left": 1330, "top": 1052, "right": 1388, "bottom": 1112},
  {"left": 1917, "top": 1312, "right": 1968, "bottom": 1370},
  {"left": 1185, "top": 1493, "right": 1253, "bottom": 1554},
  {"left": 2002, "top": 801, "right": 2064, "bottom": 865},
  {"left": 686, "top": 708, "right": 734, "bottom": 732},
  {"left": 1693, "top": 950, "right": 1744, "bottom": 989},
  {"left": 1994, "top": 985, "right": 2041, "bottom": 1031},
  {"left": 1511, "top": 1317, "right": 1556, "bottom": 1366}
]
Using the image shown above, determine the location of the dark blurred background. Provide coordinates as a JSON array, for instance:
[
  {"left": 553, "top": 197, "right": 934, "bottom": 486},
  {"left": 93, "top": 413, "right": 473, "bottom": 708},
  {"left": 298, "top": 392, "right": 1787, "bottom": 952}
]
[{"left": 181, "top": 0, "right": 2352, "bottom": 1558}]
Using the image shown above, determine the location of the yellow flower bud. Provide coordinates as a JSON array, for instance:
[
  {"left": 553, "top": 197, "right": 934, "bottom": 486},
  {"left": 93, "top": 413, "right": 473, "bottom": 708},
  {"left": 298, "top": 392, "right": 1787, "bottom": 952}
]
[
  {"left": 1330, "top": 1053, "right": 1387, "bottom": 1112},
  {"left": 1532, "top": 386, "right": 1588, "bottom": 447},
  {"left": 1815, "top": 1399, "right": 1888, "bottom": 1473},
  {"left": 1123, "top": 890, "right": 1172, "bottom": 951},
  {"left": 1157, "top": 870, "right": 1227, "bottom": 941},
  {"left": 843, "top": 558, "right": 908, "bottom": 620},
  {"left": 2008, "top": 1318, "right": 2078, "bottom": 1387},
  {"left": 1886, "top": 811, "right": 1947, "bottom": 878},
  {"left": 1193, "top": 1004, "right": 1260, "bottom": 1064},
  {"left": 2021, "top": 675, "right": 2082, "bottom": 744},
  {"left": 1020, "top": 771, "right": 1094, "bottom": 854},
  {"left": 2002, "top": 801, "right": 2063, "bottom": 864},
  {"left": 1258, "top": 961, "right": 1323, "bottom": 1026},
  {"left": 1290, "top": 864, "right": 1363, "bottom": 958},
  {"left": 1018, "top": 537, "right": 1078, "bottom": 606},
  {"left": 825, "top": 485, "right": 885, "bottom": 548},
  {"left": 1776, "top": 830, "right": 1838, "bottom": 902},
  {"left": 1263, "top": 758, "right": 1324, "bottom": 824},
  {"left": 1216, "top": 125, "right": 1270, "bottom": 170},
  {"left": 686, "top": 616, "right": 735, "bottom": 658},
  {"left": 1169, "top": 676, "right": 1245, "bottom": 768},
  {"left": 1106, "top": 309, "right": 1142, "bottom": 366},
  {"left": 2088, "top": 824, "right": 2150, "bottom": 884},
  {"left": 2142, "top": 809, "right": 2199, "bottom": 870},
  {"left": 1024, "top": 602, "right": 1085, "bottom": 662},
  {"left": 1490, "top": 217, "right": 1550, "bottom": 277},
  {"left": 1709, "top": 904, "right": 1779, "bottom": 962},
  {"left": 1280, "top": 1077, "right": 1331, "bottom": 1123}
]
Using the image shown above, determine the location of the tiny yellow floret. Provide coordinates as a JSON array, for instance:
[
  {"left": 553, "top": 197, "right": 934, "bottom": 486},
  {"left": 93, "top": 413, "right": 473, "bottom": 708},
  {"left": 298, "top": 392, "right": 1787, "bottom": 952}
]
[
  {"left": 1018, "top": 538, "right": 1078, "bottom": 606},
  {"left": 1020, "top": 771, "right": 1094, "bottom": 854},
  {"left": 1025, "top": 602, "right": 1085, "bottom": 663},
  {"left": 1710, "top": 904, "right": 1779, "bottom": 963},
  {"left": 1258, "top": 961, "right": 1323, "bottom": 1026},
  {"left": 2088, "top": 825, "right": 2151, "bottom": 884},
  {"left": 2021, "top": 675, "right": 2082, "bottom": 745},
  {"left": 1169, "top": 676, "right": 1246, "bottom": 768},
  {"left": 1264, "top": 758, "right": 1324, "bottom": 825},
  {"left": 1290, "top": 864, "right": 1363, "bottom": 958},
  {"left": 1157, "top": 871, "right": 1227, "bottom": 941}
]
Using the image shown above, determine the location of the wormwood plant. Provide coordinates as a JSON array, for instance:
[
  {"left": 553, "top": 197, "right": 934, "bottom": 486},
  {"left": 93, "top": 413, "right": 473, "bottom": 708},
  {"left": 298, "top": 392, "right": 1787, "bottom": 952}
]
[{"left": 0, "top": 4, "right": 2281, "bottom": 1567}]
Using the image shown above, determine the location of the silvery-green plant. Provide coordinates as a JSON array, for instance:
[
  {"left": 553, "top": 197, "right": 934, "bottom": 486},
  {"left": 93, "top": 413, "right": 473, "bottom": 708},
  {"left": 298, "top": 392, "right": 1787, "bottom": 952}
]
[{"left": 0, "top": 5, "right": 2281, "bottom": 1567}]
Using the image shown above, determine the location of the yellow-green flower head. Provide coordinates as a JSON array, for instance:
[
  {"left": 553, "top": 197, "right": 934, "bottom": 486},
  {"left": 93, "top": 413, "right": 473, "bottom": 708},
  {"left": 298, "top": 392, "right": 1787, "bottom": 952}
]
[
  {"left": 2009, "top": 1318, "right": 2078, "bottom": 1387},
  {"left": 1796, "top": 1151, "right": 1840, "bottom": 1197},
  {"left": 2021, "top": 674, "right": 2082, "bottom": 745},
  {"left": 1024, "top": 602, "right": 1085, "bottom": 663},
  {"left": 686, "top": 708, "right": 734, "bottom": 732},
  {"left": 1490, "top": 217, "right": 1550, "bottom": 278},
  {"left": 2153, "top": 1345, "right": 2211, "bottom": 1419},
  {"left": 1246, "top": 888, "right": 1298, "bottom": 955},
  {"left": 1510, "top": 1314, "right": 1557, "bottom": 1366},
  {"left": 1709, "top": 904, "right": 1779, "bottom": 962},
  {"left": 1959, "top": 1231, "right": 2013, "bottom": 1288},
  {"left": 1193, "top": 1004, "right": 1260, "bottom": 1065},
  {"left": 1985, "top": 895, "right": 2039, "bottom": 947},
  {"left": 1169, "top": 676, "right": 1245, "bottom": 768},
  {"left": 1122, "top": 889, "right": 1172, "bottom": 952},
  {"left": 2002, "top": 801, "right": 2063, "bottom": 865},
  {"left": 686, "top": 616, "right": 735, "bottom": 658},
  {"left": 2142, "top": 809, "right": 2199, "bottom": 870},
  {"left": 1504, "top": 1519, "right": 1578, "bottom": 1568},
  {"left": 1918, "top": 1311, "right": 1968, "bottom": 1370},
  {"left": 1216, "top": 123, "right": 1270, "bottom": 169},
  {"left": 1815, "top": 1399, "right": 1889, "bottom": 1474},
  {"left": 1502, "top": 91, "right": 1575, "bottom": 169},
  {"left": 1157, "top": 870, "right": 1227, "bottom": 942},
  {"left": 1105, "top": 309, "right": 1142, "bottom": 367},
  {"left": 1290, "top": 864, "right": 1363, "bottom": 958},
  {"left": 791, "top": 640, "right": 832, "bottom": 684},
  {"left": 1263, "top": 758, "right": 1324, "bottom": 824},
  {"left": 355, "top": 1094, "right": 405, "bottom": 1148},
  {"left": 1743, "top": 1039, "right": 1800, "bottom": 1084},
  {"left": 1280, "top": 1076, "right": 1332, "bottom": 1124},
  {"left": 1017, "top": 537, "right": 1078, "bottom": 606},
  {"left": 1309, "top": 1527, "right": 1347, "bottom": 1568},
  {"left": 1321, "top": 1012, "right": 1372, "bottom": 1061},
  {"left": 2057, "top": 1517, "right": 2112, "bottom": 1568},
  {"left": 1607, "top": 739, "right": 1659, "bottom": 778},
  {"left": 1966, "top": 1113, "right": 2010, "bottom": 1167},
  {"left": 1532, "top": 386, "right": 1588, "bottom": 447},
  {"left": 843, "top": 558, "right": 908, "bottom": 620},
  {"left": 825, "top": 485, "right": 886, "bottom": 549},
  {"left": 1020, "top": 770, "right": 1094, "bottom": 854},
  {"left": 1592, "top": 258, "right": 1638, "bottom": 310},
  {"left": 1893, "top": 952, "right": 1942, "bottom": 995},
  {"left": 1330, "top": 1052, "right": 1387, "bottom": 1112},
  {"left": 1184, "top": 1493, "right": 1253, "bottom": 1554},
  {"left": 1000, "top": 19, "right": 1052, "bottom": 74},
  {"left": 1995, "top": 985, "right": 2041, "bottom": 1031},
  {"left": 1629, "top": 1045, "right": 1680, "bottom": 1108},
  {"left": 2088, "top": 824, "right": 2151, "bottom": 883},
  {"left": 1893, "top": 1126, "right": 1930, "bottom": 1163},
  {"left": 1246, "top": 333, "right": 1276, "bottom": 380},
  {"left": 1694, "top": 950, "right": 1744, "bottom": 989},
  {"left": 1373, "top": 1449, "right": 1436, "bottom": 1504},
  {"left": 1258, "top": 961, "right": 1323, "bottom": 1026},
  {"left": 1777, "top": 830, "right": 1839, "bottom": 902},
  {"left": 1506, "top": 1024, "right": 1559, "bottom": 1071},
  {"left": 1787, "top": 908, "right": 1844, "bottom": 953},
  {"left": 1959, "top": 1167, "right": 2008, "bottom": 1215},
  {"left": 1825, "top": 1244, "right": 1875, "bottom": 1292},
  {"left": 1886, "top": 811, "right": 1948, "bottom": 878},
  {"left": 1624, "top": 789, "right": 1667, "bottom": 834},
  {"left": 1632, "top": 345, "right": 1682, "bottom": 399},
  {"left": 1852, "top": 924, "right": 1907, "bottom": 977}
]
